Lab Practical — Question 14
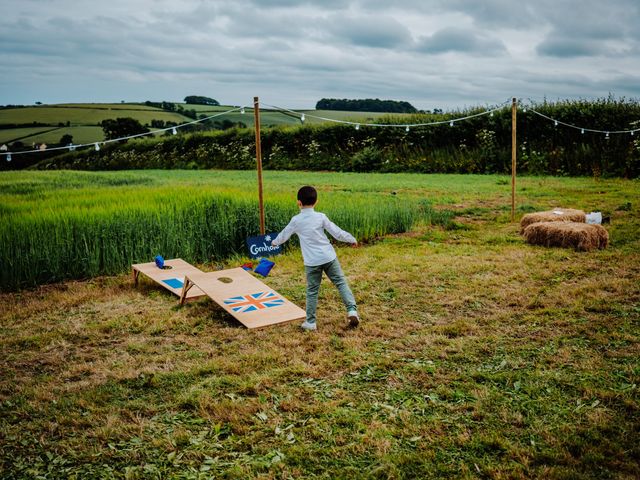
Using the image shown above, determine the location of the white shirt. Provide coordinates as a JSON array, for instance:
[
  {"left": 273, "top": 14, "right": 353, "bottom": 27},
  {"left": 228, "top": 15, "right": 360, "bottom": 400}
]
[{"left": 272, "top": 207, "right": 356, "bottom": 266}]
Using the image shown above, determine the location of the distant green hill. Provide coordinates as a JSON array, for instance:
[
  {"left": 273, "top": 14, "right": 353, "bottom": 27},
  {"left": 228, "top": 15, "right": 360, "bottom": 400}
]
[
  {"left": 0, "top": 102, "right": 411, "bottom": 147},
  {"left": 0, "top": 103, "right": 189, "bottom": 146}
]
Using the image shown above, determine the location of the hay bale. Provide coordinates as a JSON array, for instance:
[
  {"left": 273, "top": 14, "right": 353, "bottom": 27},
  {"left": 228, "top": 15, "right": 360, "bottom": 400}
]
[
  {"left": 523, "top": 221, "right": 609, "bottom": 251},
  {"left": 520, "top": 208, "right": 586, "bottom": 233}
]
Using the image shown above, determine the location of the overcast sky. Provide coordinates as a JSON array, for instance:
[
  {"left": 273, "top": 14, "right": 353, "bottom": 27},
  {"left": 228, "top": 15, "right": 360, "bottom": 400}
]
[{"left": 1, "top": 0, "right": 639, "bottom": 110}]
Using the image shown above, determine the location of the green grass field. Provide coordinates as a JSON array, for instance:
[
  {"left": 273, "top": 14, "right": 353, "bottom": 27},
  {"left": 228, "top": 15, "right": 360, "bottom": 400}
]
[{"left": 0, "top": 171, "right": 638, "bottom": 478}]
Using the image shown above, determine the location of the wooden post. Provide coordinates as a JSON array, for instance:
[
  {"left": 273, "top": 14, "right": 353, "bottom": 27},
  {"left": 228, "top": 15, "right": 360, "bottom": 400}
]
[
  {"left": 511, "top": 97, "right": 517, "bottom": 222},
  {"left": 254, "top": 96, "right": 265, "bottom": 235}
]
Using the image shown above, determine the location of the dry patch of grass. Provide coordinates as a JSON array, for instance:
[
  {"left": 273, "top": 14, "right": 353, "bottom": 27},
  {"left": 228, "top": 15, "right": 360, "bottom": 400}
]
[{"left": 1, "top": 179, "right": 639, "bottom": 479}]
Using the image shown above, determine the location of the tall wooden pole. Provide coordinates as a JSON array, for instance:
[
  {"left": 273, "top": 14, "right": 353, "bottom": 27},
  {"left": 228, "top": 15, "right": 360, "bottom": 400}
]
[
  {"left": 511, "top": 97, "right": 517, "bottom": 222},
  {"left": 254, "top": 96, "right": 265, "bottom": 235}
]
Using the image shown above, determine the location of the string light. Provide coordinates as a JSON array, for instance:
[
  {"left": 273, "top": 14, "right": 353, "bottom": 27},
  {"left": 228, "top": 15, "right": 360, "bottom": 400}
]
[
  {"left": 526, "top": 103, "right": 640, "bottom": 137},
  {"left": 262, "top": 100, "right": 509, "bottom": 129},
  {"left": 5, "top": 97, "right": 636, "bottom": 161}
]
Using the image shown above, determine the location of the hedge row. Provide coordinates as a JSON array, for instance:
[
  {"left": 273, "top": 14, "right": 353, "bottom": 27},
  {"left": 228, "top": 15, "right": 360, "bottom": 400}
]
[{"left": 27, "top": 97, "right": 640, "bottom": 177}]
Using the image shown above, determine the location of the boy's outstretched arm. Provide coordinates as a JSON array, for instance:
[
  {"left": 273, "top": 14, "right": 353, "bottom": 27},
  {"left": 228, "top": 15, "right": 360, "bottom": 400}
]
[
  {"left": 271, "top": 218, "right": 296, "bottom": 246},
  {"left": 322, "top": 215, "right": 357, "bottom": 244}
]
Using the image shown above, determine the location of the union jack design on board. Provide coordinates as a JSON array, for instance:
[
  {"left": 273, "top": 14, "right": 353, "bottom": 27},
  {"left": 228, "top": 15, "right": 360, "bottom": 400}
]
[{"left": 223, "top": 291, "right": 285, "bottom": 313}]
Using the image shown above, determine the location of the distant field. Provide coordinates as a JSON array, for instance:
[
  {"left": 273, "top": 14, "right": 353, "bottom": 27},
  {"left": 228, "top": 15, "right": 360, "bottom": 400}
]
[
  {"left": 302, "top": 109, "right": 410, "bottom": 122},
  {"left": 60, "top": 103, "right": 161, "bottom": 110},
  {"left": 0, "top": 103, "right": 414, "bottom": 148},
  {"left": 21, "top": 126, "right": 107, "bottom": 145},
  {"left": 0, "top": 127, "right": 59, "bottom": 144},
  {"left": 182, "top": 104, "right": 241, "bottom": 112},
  {"left": 0, "top": 105, "right": 189, "bottom": 127},
  {"left": 191, "top": 105, "right": 411, "bottom": 126},
  {"left": 0, "top": 126, "right": 170, "bottom": 147}
]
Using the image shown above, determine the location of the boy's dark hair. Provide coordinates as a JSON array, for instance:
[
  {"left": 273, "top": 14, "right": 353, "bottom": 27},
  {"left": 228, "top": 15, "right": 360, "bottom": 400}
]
[{"left": 297, "top": 186, "right": 317, "bottom": 206}]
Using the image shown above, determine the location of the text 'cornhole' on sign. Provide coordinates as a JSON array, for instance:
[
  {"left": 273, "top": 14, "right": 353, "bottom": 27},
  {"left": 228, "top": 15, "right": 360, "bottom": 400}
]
[
  {"left": 180, "top": 268, "right": 305, "bottom": 329},
  {"left": 246, "top": 232, "right": 282, "bottom": 259}
]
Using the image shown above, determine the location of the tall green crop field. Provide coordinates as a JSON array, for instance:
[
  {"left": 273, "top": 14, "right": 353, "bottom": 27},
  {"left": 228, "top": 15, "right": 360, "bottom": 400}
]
[
  {"left": 4, "top": 169, "right": 636, "bottom": 292},
  {"left": 0, "top": 170, "right": 453, "bottom": 290}
]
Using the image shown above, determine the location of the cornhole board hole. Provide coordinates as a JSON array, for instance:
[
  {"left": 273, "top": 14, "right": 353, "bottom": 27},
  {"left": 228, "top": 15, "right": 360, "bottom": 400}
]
[
  {"left": 180, "top": 268, "right": 305, "bottom": 329},
  {"left": 132, "top": 258, "right": 205, "bottom": 301}
]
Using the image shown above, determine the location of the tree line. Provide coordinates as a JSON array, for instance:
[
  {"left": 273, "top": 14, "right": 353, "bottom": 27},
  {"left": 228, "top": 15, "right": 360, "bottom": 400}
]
[
  {"left": 316, "top": 98, "right": 418, "bottom": 113},
  {"left": 184, "top": 96, "right": 219, "bottom": 106}
]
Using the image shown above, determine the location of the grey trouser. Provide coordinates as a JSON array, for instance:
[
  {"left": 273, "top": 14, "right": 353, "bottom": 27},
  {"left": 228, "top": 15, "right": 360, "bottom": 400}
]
[{"left": 304, "top": 258, "right": 356, "bottom": 325}]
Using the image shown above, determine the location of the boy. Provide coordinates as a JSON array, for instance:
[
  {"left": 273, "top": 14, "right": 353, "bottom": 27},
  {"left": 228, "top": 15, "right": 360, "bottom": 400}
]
[{"left": 271, "top": 186, "right": 359, "bottom": 331}]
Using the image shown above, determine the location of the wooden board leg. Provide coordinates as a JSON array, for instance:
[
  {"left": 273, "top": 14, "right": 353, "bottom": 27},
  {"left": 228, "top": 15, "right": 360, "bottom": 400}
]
[
  {"left": 132, "top": 268, "right": 140, "bottom": 287},
  {"left": 180, "top": 278, "right": 194, "bottom": 305}
]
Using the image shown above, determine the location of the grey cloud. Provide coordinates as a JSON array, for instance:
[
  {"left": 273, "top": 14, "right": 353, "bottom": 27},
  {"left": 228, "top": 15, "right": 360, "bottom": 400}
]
[
  {"left": 529, "top": 1, "right": 640, "bottom": 58},
  {"left": 594, "top": 74, "right": 640, "bottom": 96},
  {"left": 245, "top": 0, "right": 351, "bottom": 8},
  {"left": 325, "top": 15, "right": 413, "bottom": 48},
  {"left": 355, "top": 0, "right": 540, "bottom": 28},
  {"left": 536, "top": 38, "right": 607, "bottom": 58},
  {"left": 1, "top": 0, "right": 640, "bottom": 109},
  {"left": 416, "top": 28, "right": 505, "bottom": 55},
  {"left": 434, "top": 0, "right": 539, "bottom": 27}
]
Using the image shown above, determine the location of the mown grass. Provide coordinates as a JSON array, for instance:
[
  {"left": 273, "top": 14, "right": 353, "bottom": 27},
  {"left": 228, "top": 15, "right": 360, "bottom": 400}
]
[{"left": 0, "top": 172, "right": 638, "bottom": 479}]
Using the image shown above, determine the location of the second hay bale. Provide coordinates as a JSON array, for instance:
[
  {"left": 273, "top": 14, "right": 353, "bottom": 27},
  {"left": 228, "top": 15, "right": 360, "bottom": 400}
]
[
  {"left": 520, "top": 208, "right": 586, "bottom": 233},
  {"left": 523, "top": 221, "right": 609, "bottom": 251}
]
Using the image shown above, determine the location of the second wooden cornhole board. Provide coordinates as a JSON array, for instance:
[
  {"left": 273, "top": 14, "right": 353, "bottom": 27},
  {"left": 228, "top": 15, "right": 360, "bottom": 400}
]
[
  {"left": 180, "top": 267, "right": 306, "bottom": 329},
  {"left": 132, "top": 258, "right": 205, "bottom": 300}
]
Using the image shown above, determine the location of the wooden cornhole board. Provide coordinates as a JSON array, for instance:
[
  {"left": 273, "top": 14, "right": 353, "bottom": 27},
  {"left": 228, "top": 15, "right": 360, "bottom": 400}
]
[
  {"left": 132, "top": 258, "right": 205, "bottom": 300},
  {"left": 180, "top": 268, "right": 305, "bottom": 329}
]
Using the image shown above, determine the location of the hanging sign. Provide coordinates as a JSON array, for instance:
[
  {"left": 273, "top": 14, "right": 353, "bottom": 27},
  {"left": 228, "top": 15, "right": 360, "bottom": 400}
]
[{"left": 246, "top": 232, "right": 282, "bottom": 259}]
